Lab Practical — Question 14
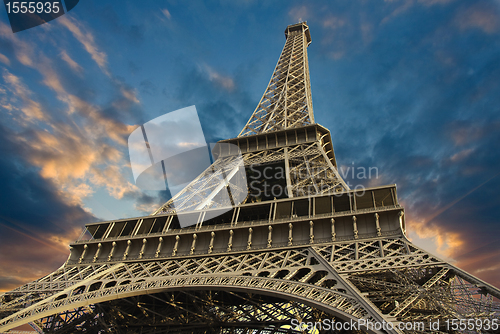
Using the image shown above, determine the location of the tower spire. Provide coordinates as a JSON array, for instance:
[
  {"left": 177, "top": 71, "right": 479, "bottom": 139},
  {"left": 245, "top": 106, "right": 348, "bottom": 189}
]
[
  {"left": 239, "top": 22, "right": 315, "bottom": 137},
  {"left": 152, "top": 21, "right": 348, "bottom": 216}
]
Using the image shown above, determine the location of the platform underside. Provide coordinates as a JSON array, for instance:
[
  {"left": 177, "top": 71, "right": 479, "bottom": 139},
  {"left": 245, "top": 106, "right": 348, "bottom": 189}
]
[{"left": 2, "top": 238, "right": 500, "bottom": 333}]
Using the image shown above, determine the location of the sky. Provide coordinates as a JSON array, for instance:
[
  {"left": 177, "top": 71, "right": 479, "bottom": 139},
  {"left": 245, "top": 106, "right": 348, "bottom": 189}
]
[{"left": 0, "top": 0, "right": 499, "bottom": 292}]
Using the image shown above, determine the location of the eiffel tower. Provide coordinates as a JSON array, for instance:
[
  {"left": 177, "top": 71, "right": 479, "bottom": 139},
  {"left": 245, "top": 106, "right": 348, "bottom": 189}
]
[{"left": 1, "top": 22, "right": 500, "bottom": 334}]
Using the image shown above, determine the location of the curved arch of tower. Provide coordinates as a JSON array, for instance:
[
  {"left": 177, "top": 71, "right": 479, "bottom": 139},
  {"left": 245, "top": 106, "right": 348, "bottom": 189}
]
[{"left": 1, "top": 22, "right": 499, "bottom": 334}]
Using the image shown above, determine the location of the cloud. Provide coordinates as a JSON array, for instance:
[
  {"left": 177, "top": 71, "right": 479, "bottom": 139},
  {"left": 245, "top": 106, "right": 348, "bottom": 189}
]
[
  {"left": 28, "top": 128, "right": 96, "bottom": 181},
  {"left": 58, "top": 16, "right": 110, "bottom": 76},
  {"left": 1, "top": 69, "right": 45, "bottom": 121},
  {"left": 0, "top": 0, "right": 499, "bottom": 295},
  {"left": 0, "top": 53, "right": 9, "bottom": 65},
  {"left": 455, "top": 2, "right": 500, "bottom": 34},
  {"left": 120, "top": 86, "right": 140, "bottom": 104},
  {"left": 452, "top": 241, "right": 500, "bottom": 285},
  {"left": 406, "top": 217, "right": 464, "bottom": 259},
  {"left": 0, "top": 225, "right": 79, "bottom": 292},
  {"left": 446, "top": 120, "right": 499, "bottom": 146},
  {"left": 59, "top": 50, "right": 83, "bottom": 74},
  {"left": 308, "top": 1, "right": 500, "bottom": 288},
  {"left": 0, "top": 22, "right": 145, "bottom": 214},
  {"left": 367, "top": 122, "right": 500, "bottom": 287},
  {"left": 288, "top": 5, "right": 309, "bottom": 22},
  {"left": 90, "top": 165, "right": 140, "bottom": 200},
  {"left": 449, "top": 148, "right": 474, "bottom": 162},
  {"left": 360, "top": 22, "right": 374, "bottom": 45},
  {"left": 0, "top": 22, "right": 36, "bottom": 66},
  {"left": 381, "top": 0, "right": 414, "bottom": 25},
  {"left": 318, "top": 6, "right": 387, "bottom": 60},
  {"left": 178, "top": 142, "right": 204, "bottom": 148},
  {"left": 418, "top": 0, "right": 454, "bottom": 6},
  {"left": 201, "top": 63, "right": 236, "bottom": 91},
  {"left": 0, "top": 123, "right": 96, "bottom": 291},
  {"left": 167, "top": 62, "right": 255, "bottom": 142},
  {"left": 0, "top": 17, "right": 154, "bottom": 289},
  {"left": 320, "top": 15, "right": 350, "bottom": 59},
  {"left": 126, "top": 25, "right": 145, "bottom": 45},
  {"left": 35, "top": 61, "right": 136, "bottom": 144},
  {"left": 15, "top": 69, "right": 145, "bottom": 206},
  {"left": 18, "top": 99, "right": 138, "bottom": 206},
  {"left": 162, "top": 8, "right": 172, "bottom": 20},
  {"left": 323, "top": 16, "right": 347, "bottom": 30}
]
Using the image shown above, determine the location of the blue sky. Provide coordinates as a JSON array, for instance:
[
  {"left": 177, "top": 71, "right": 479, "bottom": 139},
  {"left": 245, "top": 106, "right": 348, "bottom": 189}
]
[{"left": 0, "top": 0, "right": 500, "bottom": 291}]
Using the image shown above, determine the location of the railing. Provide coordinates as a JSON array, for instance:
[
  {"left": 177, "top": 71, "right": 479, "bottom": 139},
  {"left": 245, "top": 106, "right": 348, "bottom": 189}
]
[
  {"left": 73, "top": 229, "right": 404, "bottom": 265},
  {"left": 73, "top": 204, "right": 402, "bottom": 245}
]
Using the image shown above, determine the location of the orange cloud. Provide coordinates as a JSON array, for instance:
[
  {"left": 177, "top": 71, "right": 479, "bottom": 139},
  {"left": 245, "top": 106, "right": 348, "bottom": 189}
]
[
  {"left": 407, "top": 215, "right": 500, "bottom": 288},
  {"left": 90, "top": 165, "right": 140, "bottom": 200},
  {"left": 1, "top": 69, "right": 45, "bottom": 121},
  {"left": 59, "top": 50, "right": 83, "bottom": 74},
  {"left": 405, "top": 172, "right": 500, "bottom": 287},
  {"left": 0, "top": 53, "right": 9, "bottom": 65},
  {"left": 450, "top": 148, "right": 474, "bottom": 162},
  {"left": 449, "top": 122, "right": 485, "bottom": 146},
  {"left": 407, "top": 216, "right": 464, "bottom": 258},
  {"left": 455, "top": 3, "right": 500, "bottom": 34},
  {"left": 120, "top": 86, "right": 140, "bottom": 104},
  {"left": 0, "top": 9, "right": 154, "bottom": 296},
  {"left": 25, "top": 125, "right": 99, "bottom": 181},
  {"left": 0, "top": 23, "right": 36, "bottom": 67},
  {"left": 2, "top": 52, "right": 140, "bottom": 212},
  {"left": 58, "top": 16, "right": 110, "bottom": 76},
  {"left": 201, "top": 63, "right": 235, "bottom": 92},
  {"left": 0, "top": 225, "right": 72, "bottom": 292}
]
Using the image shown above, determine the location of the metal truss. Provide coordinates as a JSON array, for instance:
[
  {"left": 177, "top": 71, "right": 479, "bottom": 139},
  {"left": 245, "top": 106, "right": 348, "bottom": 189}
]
[
  {"left": 0, "top": 245, "right": 397, "bottom": 332},
  {"left": 153, "top": 153, "right": 246, "bottom": 215},
  {"left": 313, "top": 238, "right": 500, "bottom": 330},
  {"left": 286, "top": 141, "right": 349, "bottom": 196},
  {"left": 2, "top": 238, "right": 500, "bottom": 332},
  {"left": 37, "top": 291, "right": 332, "bottom": 334},
  {"left": 154, "top": 21, "right": 347, "bottom": 216},
  {"left": 239, "top": 22, "right": 314, "bottom": 137},
  {"left": 154, "top": 138, "right": 348, "bottom": 215}
]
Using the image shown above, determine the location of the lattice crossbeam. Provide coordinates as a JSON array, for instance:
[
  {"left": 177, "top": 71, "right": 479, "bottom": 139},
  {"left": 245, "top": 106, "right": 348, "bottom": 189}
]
[{"left": 239, "top": 23, "right": 314, "bottom": 137}]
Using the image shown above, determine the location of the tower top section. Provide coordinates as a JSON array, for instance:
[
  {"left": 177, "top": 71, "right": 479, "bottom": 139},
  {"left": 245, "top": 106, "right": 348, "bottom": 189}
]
[
  {"left": 285, "top": 22, "right": 311, "bottom": 45},
  {"left": 239, "top": 22, "right": 315, "bottom": 137},
  {"left": 152, "top": 23, "right": 348, "bottom": 217}
]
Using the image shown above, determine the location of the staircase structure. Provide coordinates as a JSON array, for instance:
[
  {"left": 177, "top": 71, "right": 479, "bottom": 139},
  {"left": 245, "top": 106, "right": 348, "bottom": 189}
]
[{"left": 1, "top": 22, "right": 499, "bottom": 334}]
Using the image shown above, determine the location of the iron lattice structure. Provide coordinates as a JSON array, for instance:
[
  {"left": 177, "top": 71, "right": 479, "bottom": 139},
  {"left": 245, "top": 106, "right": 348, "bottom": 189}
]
[
  {"left": 1, "top": 22, "right": 500, "bottom": 334},
  {"left": 239, "top": 23, "right": 314, "bottom": 136}
]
